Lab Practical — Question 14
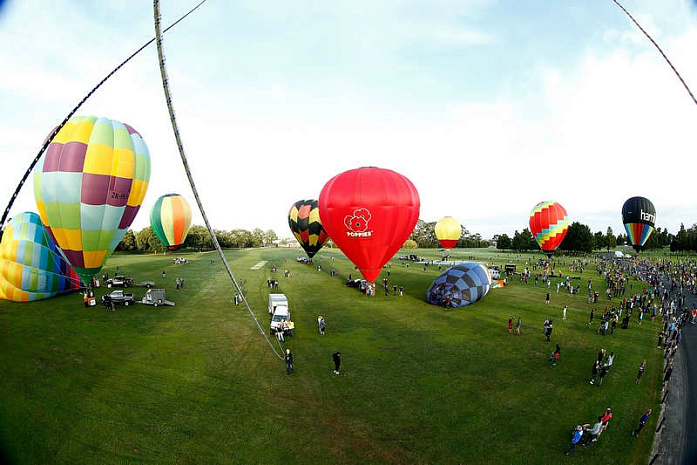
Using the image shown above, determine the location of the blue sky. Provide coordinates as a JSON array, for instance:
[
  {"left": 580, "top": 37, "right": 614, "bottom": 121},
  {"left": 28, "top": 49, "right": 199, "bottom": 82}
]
[{"left": 1, "top": 0, "right": 696, "bottom": 240}]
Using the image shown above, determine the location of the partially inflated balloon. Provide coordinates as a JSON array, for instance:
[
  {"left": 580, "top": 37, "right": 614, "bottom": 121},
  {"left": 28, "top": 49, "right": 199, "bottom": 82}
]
[
  {"left": 426, "top": 263, "right": 492, "bottom": 307},
  {"left": 0, "top": 212, "right": 82, "bottom": 302},
  {"left": 319, "top": 167, "right": 420, "bottom": 282},
  {"left": 622, "top": 196, "right": 656, "bottom": 252},
  {"left": 34, "top": 116, "right": 151, "bottom": 284},
  {"left": 288, "top": 199, "right": 329, "bottom": 259},
  {"left": 529, "top": 201, "right": 569, "bottom": 257},
  {"left": 435, "top": 216, "right": 461, "bottom": 249},
  {"left": 150, "top": 193, "right": 192, "bottom": 251}
]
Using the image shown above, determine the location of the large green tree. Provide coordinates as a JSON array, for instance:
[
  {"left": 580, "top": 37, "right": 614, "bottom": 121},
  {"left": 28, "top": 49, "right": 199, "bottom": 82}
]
[{"left": 560, "top": 222, "right": 594, "bottom": 253}]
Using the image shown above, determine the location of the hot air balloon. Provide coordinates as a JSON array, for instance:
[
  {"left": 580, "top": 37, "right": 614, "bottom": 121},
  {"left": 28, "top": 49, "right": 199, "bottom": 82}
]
[
  {"left": 622, "top": 196, "right": 656, "bottom": 252},
  {"left": 33, "top": 116, "right": 151, "bottom": 285},
  {"left": 0, "top": 212, "right": 82, "bottom": 302},
  {"left": 150, "top": 193, "right": 192, "bottom": 251},
  {"left": 529, "top": 201, "right": 569, "bottom": 258},
  {"left": 426, "top": 262, "right": 492, "bottom": 307},
  {"left": 288, "top": 199, "right": 329, "bottom": 259},
  {"left": 435, "top": 216, "right": 461, "bottom": 249},
  {"left": 319, "top": 167, "right": 420, "bottom": 282}
]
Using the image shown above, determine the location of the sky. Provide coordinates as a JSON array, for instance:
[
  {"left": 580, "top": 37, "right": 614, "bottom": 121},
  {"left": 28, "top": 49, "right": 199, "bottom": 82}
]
[{"left": 1, "top": 0, "right": 696, "bottom": 241}]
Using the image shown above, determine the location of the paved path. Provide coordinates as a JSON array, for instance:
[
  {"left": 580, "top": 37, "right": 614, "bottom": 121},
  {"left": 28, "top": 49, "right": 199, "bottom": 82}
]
[{"left": 650, "top": 296, "right": 696, "bottom": 464}]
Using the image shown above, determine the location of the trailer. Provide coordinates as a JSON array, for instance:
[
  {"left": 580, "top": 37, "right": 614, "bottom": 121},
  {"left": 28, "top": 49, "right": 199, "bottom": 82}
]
[{"left": 141, "top": 288, "right": 176, "bottom": 307}]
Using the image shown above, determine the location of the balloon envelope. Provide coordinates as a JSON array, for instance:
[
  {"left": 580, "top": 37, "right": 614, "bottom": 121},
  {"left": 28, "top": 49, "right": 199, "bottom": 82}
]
[
  {"left": 0, "top": 212, "right": 82, "bottom": 302},
  {"left": 426, "top": 262, "right": 492, "bottom": 307},
  {"left": 529, "top": 201, "right": 569, "bottom": 257},
  {"left": 33, "top": 116, "right": 151, "bottom": 284},
  {"left": 288, "top": 199, "right": 329, "bottom": 259},
  {"left": 435, "top": 216, "right": 461, "bottom": 249},
  {"left": 319, "top": 167, "right": 420, "bottom": 282},
  {"left": 622, "top": 196, "right": 656, "bottom": 252},
  {"left": 150, "top": 193, "right": 192, "bottom": 251}
]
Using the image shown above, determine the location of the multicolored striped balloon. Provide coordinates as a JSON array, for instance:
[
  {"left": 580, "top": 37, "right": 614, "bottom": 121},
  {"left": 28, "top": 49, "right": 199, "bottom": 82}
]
[
  {"left": 33, "top": 116, "right": 151, "bottom": 284},
  {"left": 622, "top": 196, "right": 656, "bottom": 252},
  {"left": 288, "top": 199, "right": 329, "bottom": 259},
  {"left": 0, "top": 211, "right": 82, "bottom": 302},
  {"left": 150, "top": 193, "right": 192, "bottom": 251},
  {"left": 529, "top": 201, "right": 569, "bottom": 257}
]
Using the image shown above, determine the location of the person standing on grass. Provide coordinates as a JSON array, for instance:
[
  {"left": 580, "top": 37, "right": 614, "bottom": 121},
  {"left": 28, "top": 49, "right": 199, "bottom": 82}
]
[
  {"left": 597, "top": 363, "right": 609, "bottom": 386},
  {"left": 590, "top": 360, "right": 601, "bottom": 384},
  {"left": 544, "top": 318, "right": 553, "bottom": 342},
  {"left": 284, "top": 349, "right": 294, "bottom": 374},
  {"left": 546, "top": 292, "right": 550, "bottom": 304},
  {"left": 663, "top": 362, "right": 674, "bottom": 388},
  {"left": 562, "top": 305, "right": 567, "bottom": 320},
  {"left": 636, "top": 360, "right": 647, "bottom": 384},
  {"left": 632, "top": 409, "right": 652, "bottom": 437},
  {"left": 549, "top": 344, "right": 561, "bottom": 366},
  {"left": 606, "top": 352, "right": 615, "bottom": 372},
  {"left": 582, "top": 417, "right": 604, "bottom": 446},
  {"left": 599, "top": 408, "right": 613, "bottom": 436},
  {"left": 589, "top": 308, "right": 595, "bottom": 325},
  {"left": 516, "top": 316, "right": 522, "bottom": 335},
  {"left": 565, "top": 425, "right": 584, "bottom": 456},
  {"left": 332, "top": 351, "right": 341, "bottom": 374},
  {"left": 508, "top": 316, "right": 513, "bottom": 334}
]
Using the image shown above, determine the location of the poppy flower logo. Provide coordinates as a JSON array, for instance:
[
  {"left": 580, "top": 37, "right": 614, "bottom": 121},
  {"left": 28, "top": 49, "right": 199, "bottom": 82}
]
[{"left": 344, "top": 208, "right": 373, "bottom": 237}]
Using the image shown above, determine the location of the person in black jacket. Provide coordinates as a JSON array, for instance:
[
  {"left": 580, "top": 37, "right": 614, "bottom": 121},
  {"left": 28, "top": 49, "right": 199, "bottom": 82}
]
[
  {"left": 332, "top": 351, "right": 341, "bottom": 374},
  {"left": 284, "top": 349, "right": 294, "bottom": 374}
]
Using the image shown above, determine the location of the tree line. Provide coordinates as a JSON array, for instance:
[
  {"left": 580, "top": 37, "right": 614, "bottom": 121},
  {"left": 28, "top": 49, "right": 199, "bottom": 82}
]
[
  {"left": 116, "top": 225, "right": 280, "bottom": 253},
  {"left": 117, "top": 220, "right": 697, "bottom": 254}
]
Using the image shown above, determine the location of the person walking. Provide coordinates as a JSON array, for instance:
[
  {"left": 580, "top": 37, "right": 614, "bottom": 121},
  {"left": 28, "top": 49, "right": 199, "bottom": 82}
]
[
  {"left": 332, "top": 351, "right": 341, "bottom": 374},
  {"left": 318, "top": 316, "right": 326, "bottom": 335},
  {"left": 582, "top": 417, "right": 604, "bottom": 446},
  {"left": 632, "top": 409, "right": 652, "bottom": 437},
  {"left": 544, "top": 318, "right": 553, "bottom": 342},
  {"left": 636, "top": 360, "right": 647, "bottom": 384},
  {"left": 284, "top": 349, "right": 294, "bottom": 374},
  {"left": 549, "top": 344, "right": 561, "bottom": 366},
  {"left": 590, "top": 360, "right": 601, "bottom": 384},
  {"left": 565, "top": 425, "right": 584, "bottom": 456},
  {"left": 597, "top": 363, "right": 609, "bottom": 386}
]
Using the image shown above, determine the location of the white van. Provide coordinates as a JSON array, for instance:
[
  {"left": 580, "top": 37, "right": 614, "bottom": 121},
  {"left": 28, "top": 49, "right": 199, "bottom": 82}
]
[
  {"left": 268, "top": 293, "right": 288, "bottom": 315},
  {"left": 270, "top": 305, "right": 290, "bottom": 334}
]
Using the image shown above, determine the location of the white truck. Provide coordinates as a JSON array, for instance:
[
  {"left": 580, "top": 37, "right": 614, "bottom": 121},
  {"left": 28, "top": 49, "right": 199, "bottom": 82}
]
[
  {"left": 270, "top": 305, "right": 291, "bottom": 334},
  {"left": 268, "top": 293, "right": 288, "bottom": 315}
]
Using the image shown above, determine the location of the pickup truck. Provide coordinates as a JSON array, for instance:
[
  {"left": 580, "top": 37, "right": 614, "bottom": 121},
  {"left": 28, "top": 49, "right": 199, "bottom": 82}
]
[
  {"left": 106, "top": 275, "right": 135, "bottom": 288},
  {"left": 101, "top": 290, "right": 135, "bottom": 307}
]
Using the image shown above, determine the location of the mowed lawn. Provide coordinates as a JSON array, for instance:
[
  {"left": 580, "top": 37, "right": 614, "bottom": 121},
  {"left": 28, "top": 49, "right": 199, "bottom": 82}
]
[{"left": 0, "top": 247, "right": 665, "bottom": 464}]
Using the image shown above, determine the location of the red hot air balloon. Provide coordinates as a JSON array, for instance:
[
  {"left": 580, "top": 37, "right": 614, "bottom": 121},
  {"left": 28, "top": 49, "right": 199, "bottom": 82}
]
[
  {"left": 319, "top": 167, "right": 420, "bottom": 282},
  {"left": 529, "top": 201, "right": 569, "bottom": 258}
]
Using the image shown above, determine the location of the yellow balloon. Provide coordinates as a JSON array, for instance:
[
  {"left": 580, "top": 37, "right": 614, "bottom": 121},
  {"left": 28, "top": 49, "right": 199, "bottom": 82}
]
[{"left": 435, "top": 216, "right": 461, "bottom": 249}]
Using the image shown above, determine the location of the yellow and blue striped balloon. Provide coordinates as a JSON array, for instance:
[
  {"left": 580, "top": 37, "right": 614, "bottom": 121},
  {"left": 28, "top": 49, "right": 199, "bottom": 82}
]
[{"left": 0, "top": 212, "right": 82, "bottom": 302}]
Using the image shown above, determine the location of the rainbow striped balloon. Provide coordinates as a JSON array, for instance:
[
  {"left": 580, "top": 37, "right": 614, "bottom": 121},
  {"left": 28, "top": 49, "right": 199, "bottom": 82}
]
[
  {"left": 34, "top": 116, "right": 151, "bottom": 284},
  {"left": 529, "top": 201, "right": 570, "bottom": 257},
  {"left": 150, "top": 193, "right": 192, "bottom": 251},
  {"left": 0, "top": 212, "right": 82, "bottom": 302}
]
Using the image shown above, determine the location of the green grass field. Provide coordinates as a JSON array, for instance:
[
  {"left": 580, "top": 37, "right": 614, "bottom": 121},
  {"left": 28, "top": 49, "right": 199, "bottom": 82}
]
[{"left": 0, "top": 247, "right": 666, "bottom": 464}]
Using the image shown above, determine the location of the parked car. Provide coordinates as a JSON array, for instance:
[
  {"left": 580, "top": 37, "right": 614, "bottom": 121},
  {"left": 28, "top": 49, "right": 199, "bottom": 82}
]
[
  {"left": 101, "top": 290, "right": 135, "bottom": 307},
  {"left": 106, "top": 275, "right": 134, "bottom": 288}
]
